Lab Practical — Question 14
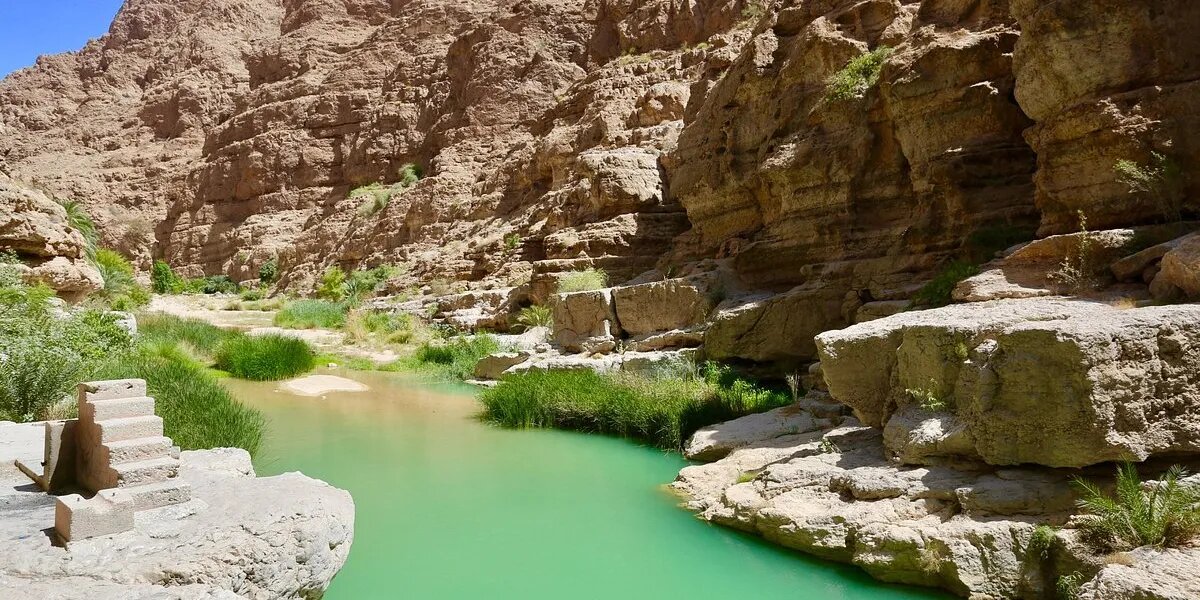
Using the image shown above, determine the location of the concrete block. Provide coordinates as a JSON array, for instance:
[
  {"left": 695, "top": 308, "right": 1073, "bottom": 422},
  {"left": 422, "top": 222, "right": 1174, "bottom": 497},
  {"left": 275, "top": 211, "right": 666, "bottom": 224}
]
[
  {"left": 102, "top": 436, "right": 173, "bottom": 464},
  {"left": 96, "top": 415, "right": 163, "bottom": 444},
  {"left": 84, "top": 397, "right": 156, "bottom": 421},
  {"left": 114, "top": 457, "right": 179, "bottom": 487},
  {"left": 55, "top": 489, "right": 135, "bottom": 542},
  {"left": 126, "top": 480, "right": 192, "bottom": 510},
  {"left": 78, "top": 379, "right": 146, "bottom": 402}
]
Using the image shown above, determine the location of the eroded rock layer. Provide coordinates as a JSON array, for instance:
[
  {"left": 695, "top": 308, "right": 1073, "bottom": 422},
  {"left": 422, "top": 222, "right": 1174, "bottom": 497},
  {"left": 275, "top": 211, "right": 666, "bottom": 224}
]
[{"left": 5, "top": 0, "right": 1193, "bottom": 341}]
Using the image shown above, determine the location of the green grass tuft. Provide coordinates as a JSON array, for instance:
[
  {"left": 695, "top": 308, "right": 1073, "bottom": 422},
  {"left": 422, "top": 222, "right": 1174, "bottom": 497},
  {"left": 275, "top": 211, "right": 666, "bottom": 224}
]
[
  {"left": 214, "top": 334, "right": 316, "bottom": 381},
  {"left": 515, "top": 305, "right": 553, "bottom": 330},
  {"left": 275, "top": 299, "right": 348, "bottom": 329},
  {"left": 409, "top": 335, "right": 501, "bottom": 380},
  {"left": 826, "top": 46, "right": 893, "bottom": 102},
  {"left": 557, "top": 268, "right": 608, "bottom": 293},
  {"left": 479, "top": 365, "right": 790, "bottom": 451}
]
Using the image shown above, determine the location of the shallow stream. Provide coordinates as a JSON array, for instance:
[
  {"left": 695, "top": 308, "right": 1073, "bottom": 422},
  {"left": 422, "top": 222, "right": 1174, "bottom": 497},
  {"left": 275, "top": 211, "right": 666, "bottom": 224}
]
[{"left": 224, "top": 370, "right": 948, "bottom": 599}]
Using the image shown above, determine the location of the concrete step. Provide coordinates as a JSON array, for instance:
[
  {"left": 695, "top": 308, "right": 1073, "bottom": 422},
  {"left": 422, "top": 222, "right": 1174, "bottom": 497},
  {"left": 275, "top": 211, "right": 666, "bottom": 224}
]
[
  {"left": 102, "top": 436, "right": 173, "bottom": 464},
  {"left": 86, "top": 397, "right": 156, "bottom": 421},
  {"left": 97, "top": 416, "right": 163, "bottom": 444},
  {"left": 113, "top": 457, "right": 179, "bottom": 488},
  {"left": 125, "top": 479, "right": 192, "bottom": 511}
]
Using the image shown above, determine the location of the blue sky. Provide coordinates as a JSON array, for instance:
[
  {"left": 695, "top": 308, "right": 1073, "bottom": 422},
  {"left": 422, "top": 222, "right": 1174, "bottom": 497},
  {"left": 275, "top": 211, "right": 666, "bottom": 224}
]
[{"left": 0, "top": 0, "right": 125, "bottom": 78}]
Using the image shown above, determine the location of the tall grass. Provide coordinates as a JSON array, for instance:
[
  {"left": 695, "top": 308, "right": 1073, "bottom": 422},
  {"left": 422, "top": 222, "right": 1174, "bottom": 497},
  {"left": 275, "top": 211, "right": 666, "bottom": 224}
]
[
  {"left": 480, "top": 365, "right": 791, "bottom": 450},
  {"left": 215, "top": 334, "right": 315, "bottom": 381},
  {"left": 275, "top": 299, "right": 348, "bottom": 329},
  {"left": 409, "top": 335, "right": 501, "bottom": 380},
  {"left": 1073, "top": 462, "right": 1200, "bottom": 552},
  {"left": 139, "top": 314, "right": 237, "bottom": 356},
  {"left": 557, "top": 268, "right": 608, "bottom": 293},
  {"left": 345, "top": 309, "right": 417, "bottom": 344},
  {"left": 93, "top": 348, "right": 265, "bottom": 455}
]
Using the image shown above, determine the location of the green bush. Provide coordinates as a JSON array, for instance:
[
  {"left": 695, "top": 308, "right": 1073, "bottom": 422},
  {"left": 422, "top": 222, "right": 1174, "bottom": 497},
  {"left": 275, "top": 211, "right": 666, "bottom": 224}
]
[
  {"left": 515, "top": 305, "right": 553, "bottom": 329},
  {"left": 275, "top": 299, "right": 348, "bottom": 329},
  {"left": 258, "top": 257, "right": 279, "bottom": 284},
  {"left": 411, "top": 334, "right": 501, "bottom": 380},
  {"left": 239, "top": 287, "right": 264, "bottom": 301},
  {"left": 0, "top": 279, "right": 132, "bottom": 421},
  {"left": 152, "top": 260, "right": 183, "bottom": 294},
  {"left": 351, "top": 164, "right": 422, "bottom": 217},
  {"left": 92, "top": 348, "right": 265, "bottom": 455},
  {"left": 480, "top": 365, "right": 790, "bottom": 450},
  {"left": 138, "top": 314, "right": 238, "bottom": 357},
  {"left": 826, "top": 46, "right": 893, "bottom": 102},
  {"left": 912, "top": 261, "right": 978, "bottom": 308},
  {"left": 200, "top": 275, "right": 240, "bottom": 294},
  {"left": 316, "top": 266, "right": 347, "bottom": 302},
  {"left": 215, "top": 334, "right": 316, "bottom": 381},
  {"left": 1114, "top": 151, "right": 1185, "bottom": 223},
  {"left": 557, "top": 268, "right": 608, "bottom": 293},
  {"left": 346, "top": 309, "right": 415, "bottom": 344},
  {"left": 1073, "top": 462, "right": 1200, "bottom": 552}
]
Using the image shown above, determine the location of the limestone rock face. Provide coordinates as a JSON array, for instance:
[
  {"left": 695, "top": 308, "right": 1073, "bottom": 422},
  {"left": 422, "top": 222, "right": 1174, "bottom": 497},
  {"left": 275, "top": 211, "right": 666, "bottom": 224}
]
[
  {"left": 1012, "top": 0, "right": 1200, "bottom": 235},
  {"left": 816, "top": 298, "right": 1200, "bottom": 468},
  {"left": 0, "top": 174, "right": 102, "bottom": 300}
]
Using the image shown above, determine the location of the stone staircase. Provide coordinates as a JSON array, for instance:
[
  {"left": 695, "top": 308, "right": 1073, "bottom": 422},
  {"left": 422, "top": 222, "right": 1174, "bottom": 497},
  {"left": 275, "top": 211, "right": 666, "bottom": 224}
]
[{"left": 76, "top": 380, "right": 190, "bottom": 511}]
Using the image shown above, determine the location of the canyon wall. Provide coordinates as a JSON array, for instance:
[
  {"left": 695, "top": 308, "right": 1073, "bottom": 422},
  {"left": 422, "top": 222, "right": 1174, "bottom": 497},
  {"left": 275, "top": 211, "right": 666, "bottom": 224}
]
[{"left": 2, "top": 0, "right": 1197, "bottom": 359}]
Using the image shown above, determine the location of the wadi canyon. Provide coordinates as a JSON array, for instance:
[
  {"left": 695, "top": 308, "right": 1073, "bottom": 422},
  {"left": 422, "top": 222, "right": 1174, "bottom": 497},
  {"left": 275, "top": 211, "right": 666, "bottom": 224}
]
[{"left": 3, "top": 0, "right": 1200, "bottom": 599}]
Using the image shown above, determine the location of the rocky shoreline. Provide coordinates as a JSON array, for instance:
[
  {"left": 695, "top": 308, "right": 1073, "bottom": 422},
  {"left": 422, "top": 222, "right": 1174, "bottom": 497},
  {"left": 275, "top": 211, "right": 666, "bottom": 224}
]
[{"left": 0, "top": 422, "right": 354, "bottom": 599}]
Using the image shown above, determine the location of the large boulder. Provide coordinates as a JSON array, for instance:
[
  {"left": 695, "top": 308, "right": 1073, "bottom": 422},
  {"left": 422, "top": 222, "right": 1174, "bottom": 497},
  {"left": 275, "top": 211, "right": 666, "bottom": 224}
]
[
  {"left": 816, "top": 298, "right": 1200, "bottom": 468},
  {"left": 0, "top": 175, "right": 102, "bottom": 301},
  {"left": 704, "top": 284, "right": 846, "bottom": 364},
  {"left": 674, "top": 420, "right": 1065, "bottom": 600},
  {"left": 550, "top": 289, "right": 620, "bottom": 353},
  {"left": 611, "top": 277, "right": 715, "bottom": 338},
  {"left": 1150, "top": 232, "right": 1200, "bottom": 300}
]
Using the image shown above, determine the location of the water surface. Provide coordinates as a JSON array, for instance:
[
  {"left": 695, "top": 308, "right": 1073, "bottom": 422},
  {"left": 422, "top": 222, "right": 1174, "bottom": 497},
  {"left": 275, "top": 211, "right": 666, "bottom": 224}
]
[{"left": 226, "top": 370, "right": 948, "bottom": 599}]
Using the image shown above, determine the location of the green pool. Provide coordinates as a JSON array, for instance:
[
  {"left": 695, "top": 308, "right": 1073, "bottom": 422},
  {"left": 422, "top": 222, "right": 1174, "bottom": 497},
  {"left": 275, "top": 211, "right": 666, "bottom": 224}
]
[{"left": 225, "top": 370, "right": 948, "bottom": 599}]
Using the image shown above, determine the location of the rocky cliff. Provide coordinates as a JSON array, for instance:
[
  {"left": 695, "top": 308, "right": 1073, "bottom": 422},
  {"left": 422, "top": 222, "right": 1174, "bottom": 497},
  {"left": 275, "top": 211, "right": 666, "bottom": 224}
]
[{"left": 4, "top": 0, "right": 1194, "bottom": 343}]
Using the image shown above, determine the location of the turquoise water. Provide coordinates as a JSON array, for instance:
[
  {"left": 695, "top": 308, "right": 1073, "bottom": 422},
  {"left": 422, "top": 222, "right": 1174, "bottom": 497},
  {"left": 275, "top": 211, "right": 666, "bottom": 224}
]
[{"left": 227, "top": 371, "right": 948, "bottom": 599}]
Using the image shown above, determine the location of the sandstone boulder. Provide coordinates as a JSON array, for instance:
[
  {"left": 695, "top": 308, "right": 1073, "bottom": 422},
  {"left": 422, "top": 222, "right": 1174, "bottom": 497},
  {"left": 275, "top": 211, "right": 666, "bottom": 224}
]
[
  {"left": 816, "top": 298, "right": 1200, "bottom": 468},
  {"left": 474, "top": 352, "right": 530, "bottom": 380},
  {"left": 0, "top": 176, "right": 102, "bottom": 301},
  {"left": 704, "top": 285, "right": 846, "bottom": 364},
  {"left": 551, "top": 289, "right": 620, "bottom": 353},
  {"left": 611, "top": 277, "right": 715, "bottom": 338},
  {"left": 1150, "top": 232, "right": 1200, "bottom": 300}
]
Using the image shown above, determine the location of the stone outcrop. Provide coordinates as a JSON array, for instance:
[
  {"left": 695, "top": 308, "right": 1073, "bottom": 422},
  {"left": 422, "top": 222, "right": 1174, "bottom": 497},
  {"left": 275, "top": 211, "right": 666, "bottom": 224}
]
[
  {"left": 0, "top": 173, "right": 102, "bottom": 301},
  {"left": 0, "top": 422, "right": 354, "bottom": 599},
  {"left": 816, "top": 298, "right": 1200, "bottom": 468},
  {"left": 674, "top": 396, "right": 1200, "bottom": 600}
]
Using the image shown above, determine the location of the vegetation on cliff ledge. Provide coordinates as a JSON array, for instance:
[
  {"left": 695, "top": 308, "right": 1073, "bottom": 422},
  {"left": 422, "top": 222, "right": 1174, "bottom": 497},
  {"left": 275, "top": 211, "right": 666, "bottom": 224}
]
[
  {"left": 480, "top": 363, "right": 790, "bottom": 450},
  {"left": 1073, "top": 462, "right": 1200, "bottom": 552}
]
